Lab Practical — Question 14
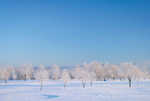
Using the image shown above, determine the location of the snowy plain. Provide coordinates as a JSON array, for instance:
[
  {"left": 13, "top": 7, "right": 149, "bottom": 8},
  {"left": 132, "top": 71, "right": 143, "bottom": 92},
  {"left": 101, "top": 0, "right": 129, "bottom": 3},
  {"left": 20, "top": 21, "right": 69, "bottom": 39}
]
[{"left": 0, "top": 80, "right": 150, "bottom": 101}]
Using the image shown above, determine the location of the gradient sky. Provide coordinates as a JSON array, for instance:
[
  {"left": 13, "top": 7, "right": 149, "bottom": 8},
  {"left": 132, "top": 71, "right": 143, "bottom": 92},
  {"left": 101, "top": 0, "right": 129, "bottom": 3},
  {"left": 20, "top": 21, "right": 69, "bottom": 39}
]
[{"left": 0, "top": 0, "right": 150, "bottom": 66}]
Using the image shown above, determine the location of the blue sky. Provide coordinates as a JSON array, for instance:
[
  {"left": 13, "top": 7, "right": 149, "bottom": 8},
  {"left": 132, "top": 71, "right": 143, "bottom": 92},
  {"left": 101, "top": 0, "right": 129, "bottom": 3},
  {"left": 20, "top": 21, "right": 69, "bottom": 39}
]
[{"left": 0, "top": 0, "right": 150, "bottom": 66}]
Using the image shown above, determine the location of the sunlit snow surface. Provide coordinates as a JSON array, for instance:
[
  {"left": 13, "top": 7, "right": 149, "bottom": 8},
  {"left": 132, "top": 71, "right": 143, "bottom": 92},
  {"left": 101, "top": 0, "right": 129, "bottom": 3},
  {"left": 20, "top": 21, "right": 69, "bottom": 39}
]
[{"left": 0, "top": 80, "right": 150, "bottom": 101}]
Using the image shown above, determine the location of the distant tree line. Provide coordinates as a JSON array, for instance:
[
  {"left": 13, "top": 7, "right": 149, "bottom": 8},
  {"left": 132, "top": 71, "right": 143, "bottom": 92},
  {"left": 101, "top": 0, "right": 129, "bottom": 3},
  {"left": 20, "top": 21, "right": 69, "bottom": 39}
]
[{"left": 0, "top": 61, "right": 150, "bottom": 90}]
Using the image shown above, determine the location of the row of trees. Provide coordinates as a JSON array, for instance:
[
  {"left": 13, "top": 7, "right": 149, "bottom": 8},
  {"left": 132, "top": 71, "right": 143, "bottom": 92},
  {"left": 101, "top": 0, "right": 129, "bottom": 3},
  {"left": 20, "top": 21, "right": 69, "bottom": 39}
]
[{"left": 0, "top": 61, "right": 150, "bottom": 91}]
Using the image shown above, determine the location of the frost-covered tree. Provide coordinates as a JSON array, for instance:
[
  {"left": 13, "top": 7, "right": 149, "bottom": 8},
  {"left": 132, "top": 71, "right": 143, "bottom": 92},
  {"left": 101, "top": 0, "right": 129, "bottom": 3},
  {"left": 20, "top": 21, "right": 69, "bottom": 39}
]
[
  {"left": 51, "top": 65, "right": 60, "bottom": 80},
  {"left": 69, "top": 69, "right": 74, "bottom": 79},
  {"left": 1, "top": 65, "right": 11, "bottom": 84},
  {"left": 0, "top": 66, "right": 3, "bottom": 81},
  {"left": 89, "top": 72, "right": 96, "bottom": 86},
  {"left": 12, "top": 71, "right": 17, "bottom": 80},
  {"left": 120, "top": 62, "right": 138, "bottom": 87},
  {"left": 28, "top": 63, "right": 34, "bottom": 79},
  {"left": 141, "top": 67, "right": 148, "bottom": 79},
  {"left": 79, "top": 70, "right": 90, "bottom": 88},
  {"left": 135, "top": 67, "right": 143, "bottom": 85},
  {"left": 73, "top": 64, "right": 90, "bottom": 88},
  {"left": 16, "top": 67, "right": 24, "bottom": 80},
  {"left": 136, "top": 61, "right": 150, "bottom": 79},
  {"left": 61, "top": 69, "right": 70, "bottom": 89},
  {"left": 118, "top": 66, "right": 126, "bottom": 81},
  {"left": 34, "top": 64, "right": 49, "bottom": 91},
  {"left": 73, "top": 64, "right": 82, "bottom": 79},
  {"left": 90, "top": 61, "right": 103, "bottom": 81},
  {"left": 9, "top": 66, "right": 17, "bottom": 80},
  {"left": 111, "top": 65, "right": 119, "bottom": 80},
  {"left": 148, "top": 68, "right": 150, "bottom": 79},
  {"left": 83, "top": 62, "right": 90, "bottom": 71},
  {"left": 104, "top": 62, "right": 111, "bottom": 80},
  {"left": 22, "top": 63, "right": 34, "bottom": 80}
]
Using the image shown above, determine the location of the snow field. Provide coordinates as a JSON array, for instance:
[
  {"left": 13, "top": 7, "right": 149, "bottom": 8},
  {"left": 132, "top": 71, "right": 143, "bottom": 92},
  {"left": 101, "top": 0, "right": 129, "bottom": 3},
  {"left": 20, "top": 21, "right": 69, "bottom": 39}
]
[{"left": 0, "top": 80, "right": 150, "bottom": 101}]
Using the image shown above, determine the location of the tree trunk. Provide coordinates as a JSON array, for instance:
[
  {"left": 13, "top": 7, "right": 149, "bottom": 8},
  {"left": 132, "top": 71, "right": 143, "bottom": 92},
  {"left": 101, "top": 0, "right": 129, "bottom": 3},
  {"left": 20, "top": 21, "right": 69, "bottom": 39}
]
[
  {"left": 91, "top": 82, "right": 92, "bottom": 86},
  {"left": 83, "top": 83, "right": 85, "bottom": 88},
  {"left": 137, "top": 80, "right": 139, "bottom": 86},
  {"left": 24, "top": 74, "right": 26, "bottom": 81},
  {"left": 129, "top": 79, "right": 131, "bottom": 87},
  {"left": 64, "top": 84, "right": 66, "bottom": 89},
  {"left": 5, "top": 79, "right": 7, "bottom": 84},
  {"left": 40, "top": 82, "right": 43, "bottom": 91}
]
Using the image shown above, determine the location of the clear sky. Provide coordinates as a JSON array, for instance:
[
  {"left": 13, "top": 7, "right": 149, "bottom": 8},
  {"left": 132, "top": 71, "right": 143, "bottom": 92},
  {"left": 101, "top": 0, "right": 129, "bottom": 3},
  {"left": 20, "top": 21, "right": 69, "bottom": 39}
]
[{"left": 0, "top": 0, "right": 150, "bottom": 66}]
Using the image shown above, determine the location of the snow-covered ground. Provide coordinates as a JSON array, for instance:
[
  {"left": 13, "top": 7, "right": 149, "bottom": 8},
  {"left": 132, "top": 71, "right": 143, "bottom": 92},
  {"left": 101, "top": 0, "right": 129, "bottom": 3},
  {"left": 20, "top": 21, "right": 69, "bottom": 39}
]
[{"left": 0, "top": 80, "right": 150, "bottom": 101}]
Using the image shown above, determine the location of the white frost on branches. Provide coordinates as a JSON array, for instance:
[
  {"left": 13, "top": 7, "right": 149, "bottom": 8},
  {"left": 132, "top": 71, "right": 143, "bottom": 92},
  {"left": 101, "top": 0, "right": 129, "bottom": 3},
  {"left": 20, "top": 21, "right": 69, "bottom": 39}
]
[
  {"left": 61, "top": 69, "right": 70, "bottom": 88},
  {"left": 51, "top": 65, "right": 60, "bottom": 80},
  {"left": 34, "top": 64, "right": 49, "bottom": 91},
  {"left": 21, "top": 63, "right": 34, "bottom": 80}
]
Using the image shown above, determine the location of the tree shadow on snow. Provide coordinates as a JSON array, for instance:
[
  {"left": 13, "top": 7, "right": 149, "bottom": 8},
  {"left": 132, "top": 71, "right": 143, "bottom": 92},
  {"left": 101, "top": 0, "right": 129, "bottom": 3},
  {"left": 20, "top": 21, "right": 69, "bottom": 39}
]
[{"left": 43, "top": 95, "right": 59, "bottom": 99}]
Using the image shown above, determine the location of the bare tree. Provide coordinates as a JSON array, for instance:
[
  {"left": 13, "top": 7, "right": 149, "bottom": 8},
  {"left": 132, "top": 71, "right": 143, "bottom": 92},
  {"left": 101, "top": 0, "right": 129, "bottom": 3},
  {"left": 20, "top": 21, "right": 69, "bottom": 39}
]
[
  {"left": 61, "top": 69, "right": 70, "bottom": 89},
  {"left": 34, "top": 64, "right": 49, "bottom": 91}
]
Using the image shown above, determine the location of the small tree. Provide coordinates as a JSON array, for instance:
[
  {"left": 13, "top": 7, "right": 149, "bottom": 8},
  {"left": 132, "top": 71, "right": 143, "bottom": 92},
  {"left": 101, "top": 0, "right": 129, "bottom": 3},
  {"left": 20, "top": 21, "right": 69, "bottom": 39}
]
[
  {"left": 34, "top": 64, "right": 49, "bottom": 91},
  {"left": 22, "top": 63, "right": 34, "bottom": 80},
  {"left": 51, "top": 65, "right": 60, "bottom": 80},
  {"left": 16, "top": 67, "right": 24, "bottom": 80},
  {"left": 142, "top": 67, "right": 148, "bottom": 80},
  {"left": 12, "top": 71, "right": 17, "bottom": 80},
  {"left": 73, "top": 64, "right": 82, "bottom": 79},
  {"left": 120, "top": 62, "right": 137, "bottom": 87},
  {"left": 95, "top": 63, "right": 104, "bottom": 81},
  {"left": 103, "top": 62, "right": 111, "bottom": 80},
  {"left": 2, "top": 66, "right": 11, "bottom": 84},
  {"left": 80, "top": 70, "right": 90, "bottom": 88},
  {"left": 135, "top": 67, "right": 143, "bottom": 86},
  {"left": 10, "top": 66, "right": 17, "bottom": 80},
  {"left": 89, "top": 72, "right": 96, "bottom": 86},
  {"left": 61, "top": 69, "right": 70, "bottom": 89},
  {"left": 0, "top": 66, "right": 3, "bottom": 81},
  {"left": 111, "top": 65, "right": 119, "bottom": 80}
]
